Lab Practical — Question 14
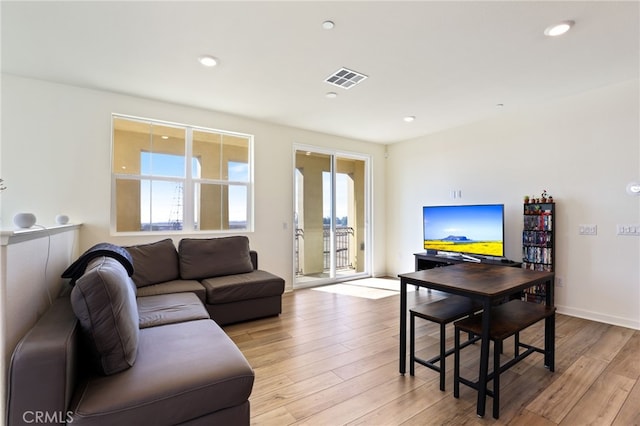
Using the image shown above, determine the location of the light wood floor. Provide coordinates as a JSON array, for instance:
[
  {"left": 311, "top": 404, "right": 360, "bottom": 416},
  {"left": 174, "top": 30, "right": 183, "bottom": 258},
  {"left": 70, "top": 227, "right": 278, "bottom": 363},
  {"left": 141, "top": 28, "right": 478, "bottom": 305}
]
[{"left": 223, "top": 282, "right": 640, "bottom": 425}]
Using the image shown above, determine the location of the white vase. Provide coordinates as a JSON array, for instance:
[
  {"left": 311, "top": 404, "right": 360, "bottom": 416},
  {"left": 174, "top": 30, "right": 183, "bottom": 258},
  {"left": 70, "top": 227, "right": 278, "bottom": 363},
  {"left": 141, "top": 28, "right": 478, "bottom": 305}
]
[
  {"left": 13, "top": 212, "right": 36, "bottom": 228},
  {"left": 55, "top": 214, "right": 69, "bottom": 225}
]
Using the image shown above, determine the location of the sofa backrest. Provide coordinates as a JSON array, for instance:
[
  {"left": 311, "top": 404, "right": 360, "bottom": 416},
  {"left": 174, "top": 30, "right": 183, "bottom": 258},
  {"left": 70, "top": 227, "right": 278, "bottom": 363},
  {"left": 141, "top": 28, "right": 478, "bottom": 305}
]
[
  {"left": 70, "top": 257, "right": 139, "bottom": 375},
  {"left": 178, "top": 236, "right": 255, "bottom": 280},
  {"left": 125, "top": 238, "right": 181, "bottom": 288},
  {"left": 125, "top": 238, "right": 259, "bottom": 287},
  {"left": 6, "top": 296, "right": 79, "bottom": 426}
]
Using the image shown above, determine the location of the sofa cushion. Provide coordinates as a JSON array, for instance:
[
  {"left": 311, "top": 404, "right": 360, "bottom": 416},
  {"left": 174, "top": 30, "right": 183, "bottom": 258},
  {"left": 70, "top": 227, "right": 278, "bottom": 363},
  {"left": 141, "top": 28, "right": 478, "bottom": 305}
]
[
  {"left": 201, "top": 270, "right": 285, "bottom": 304},
  {"left": 126, "top": 239, "right": 180, "bottom": 287},
  {"left": 135, "top": 279, "right": 206, "bottom": 303},
  {"left": 178, "top": 236, "right": 254, "bottom": 280},
  {"left": 69, "top": 320, "right": 254, "bottom": 425},
  {"left": 137, "top": 293, "right": 210, "bottom": 329},
  {"left": 70, "top": 257, "right": 139, "bottom": 375}
]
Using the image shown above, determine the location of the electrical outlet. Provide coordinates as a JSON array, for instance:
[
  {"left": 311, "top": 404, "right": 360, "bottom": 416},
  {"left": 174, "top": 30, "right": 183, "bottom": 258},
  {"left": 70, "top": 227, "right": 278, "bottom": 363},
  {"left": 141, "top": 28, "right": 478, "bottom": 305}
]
[
  {"left": 579, "top": 224, "right": 597, "bottom": 235},
  {"left": 617, "top": 224, "right": 640, "bottom": 236},
  {"left": 555, "top": 277, "right": 563, "bottom": 287}
]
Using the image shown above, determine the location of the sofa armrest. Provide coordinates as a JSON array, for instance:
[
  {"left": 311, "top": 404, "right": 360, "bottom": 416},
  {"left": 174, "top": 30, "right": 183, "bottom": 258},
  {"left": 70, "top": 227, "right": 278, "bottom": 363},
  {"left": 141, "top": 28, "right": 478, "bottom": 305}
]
[
  {"left": 250, "top": 250, "right": 258, "bottom": 270},
  {"left": 7, "top": 297, "right": 79, "bottom": 425}
]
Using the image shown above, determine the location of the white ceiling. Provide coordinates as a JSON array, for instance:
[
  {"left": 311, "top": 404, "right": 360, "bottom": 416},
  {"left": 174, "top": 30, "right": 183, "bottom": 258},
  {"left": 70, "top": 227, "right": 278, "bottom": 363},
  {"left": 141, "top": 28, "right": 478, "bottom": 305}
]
[{"left": 2, "top": 1, "right": 638, "bottom": 144}]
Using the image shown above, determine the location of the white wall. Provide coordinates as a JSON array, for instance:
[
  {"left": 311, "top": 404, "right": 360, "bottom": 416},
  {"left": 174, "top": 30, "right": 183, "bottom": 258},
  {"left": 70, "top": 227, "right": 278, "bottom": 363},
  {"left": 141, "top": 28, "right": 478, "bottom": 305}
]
[
  {"left": 1, "top": 74, "right": 388, "bottom": 292},
  {"left": 2, "top": 74, "right": 638, "bottom": 331},
  {"left": 386, "top": 79, "right": 640, "bottom": 329}
]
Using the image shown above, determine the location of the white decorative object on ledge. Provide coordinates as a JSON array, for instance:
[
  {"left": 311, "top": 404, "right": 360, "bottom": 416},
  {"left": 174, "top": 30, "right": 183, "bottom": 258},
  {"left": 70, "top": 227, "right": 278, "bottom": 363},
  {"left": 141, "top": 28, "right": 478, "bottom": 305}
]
[
  {"left": 13, "top": 213, "right": 36, "bottom": 229},
  {"left": 55, "top": 214, "right": 69, "bottom": 225}
]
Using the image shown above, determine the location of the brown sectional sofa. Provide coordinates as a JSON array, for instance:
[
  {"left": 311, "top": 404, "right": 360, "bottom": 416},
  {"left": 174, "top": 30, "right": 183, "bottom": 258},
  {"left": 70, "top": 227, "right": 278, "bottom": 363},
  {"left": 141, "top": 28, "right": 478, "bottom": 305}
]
[
  {"left": 128, "top": 236, "right": 285, "bottom": 325},
  {"left": 6, "top": 236, "right": 285, "bottom": 425}
]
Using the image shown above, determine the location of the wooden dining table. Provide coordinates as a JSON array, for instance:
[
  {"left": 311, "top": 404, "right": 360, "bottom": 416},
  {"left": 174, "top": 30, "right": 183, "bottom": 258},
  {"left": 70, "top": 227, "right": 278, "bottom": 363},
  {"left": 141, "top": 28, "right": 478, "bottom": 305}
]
[{"left": 398, "top": 262, "right": 554, "bottom": 418}]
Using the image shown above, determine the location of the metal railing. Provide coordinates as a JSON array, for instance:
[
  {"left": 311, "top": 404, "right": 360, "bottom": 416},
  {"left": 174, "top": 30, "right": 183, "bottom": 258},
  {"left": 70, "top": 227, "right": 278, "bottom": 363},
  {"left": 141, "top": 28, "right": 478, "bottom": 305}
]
[{"left": 295, "top": 226, "right": 355, "bottom": 276}]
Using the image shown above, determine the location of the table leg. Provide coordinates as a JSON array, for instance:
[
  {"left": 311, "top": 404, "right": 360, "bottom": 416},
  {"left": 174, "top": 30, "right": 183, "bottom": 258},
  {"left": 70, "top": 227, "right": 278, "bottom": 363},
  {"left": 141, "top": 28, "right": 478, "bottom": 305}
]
[
  {"left": 476, "top": 299, "right": 491, "bottom": 417},
  {"left": 545, "top": 277, "right": 555, "bottom": 370},
  {"left": 545, "top": 313, "right": 555, "bottom": 371},
  {"left": 399, "top": 279, "right": 407, "bottom": 374}
]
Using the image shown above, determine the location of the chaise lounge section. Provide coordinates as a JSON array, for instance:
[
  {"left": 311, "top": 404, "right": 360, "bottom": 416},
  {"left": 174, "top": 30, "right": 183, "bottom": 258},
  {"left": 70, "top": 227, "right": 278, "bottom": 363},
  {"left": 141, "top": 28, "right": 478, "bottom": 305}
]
[{"left": 7, "top": 256, "right": 255, "bottom": 425}]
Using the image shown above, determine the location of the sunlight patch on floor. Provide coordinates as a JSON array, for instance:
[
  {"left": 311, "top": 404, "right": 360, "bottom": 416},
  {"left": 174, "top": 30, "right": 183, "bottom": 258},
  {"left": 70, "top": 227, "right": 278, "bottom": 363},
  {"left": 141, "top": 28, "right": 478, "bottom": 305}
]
[{"left": 310, "top": 277, "right": 415, "bottom": 299}]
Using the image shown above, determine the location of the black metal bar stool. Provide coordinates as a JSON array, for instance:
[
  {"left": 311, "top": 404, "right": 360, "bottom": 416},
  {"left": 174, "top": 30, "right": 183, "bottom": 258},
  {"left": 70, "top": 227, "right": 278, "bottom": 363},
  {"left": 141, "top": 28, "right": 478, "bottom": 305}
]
[
  {"left": 453, "top": 299, "right": 556, "bottom": 419},
  {"left": 409, "top": 295, "right": 481, "bottom": 391}
]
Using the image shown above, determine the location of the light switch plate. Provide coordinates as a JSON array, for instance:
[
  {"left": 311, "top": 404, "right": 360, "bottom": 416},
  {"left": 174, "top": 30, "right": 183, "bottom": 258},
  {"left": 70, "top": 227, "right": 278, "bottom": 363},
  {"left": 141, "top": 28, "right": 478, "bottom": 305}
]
[
  {"left": 579, "top": 224, "right": 597, "bottom": 235},
  {"left": 617, "top": 224, "right": 640, "bottom": 236}
]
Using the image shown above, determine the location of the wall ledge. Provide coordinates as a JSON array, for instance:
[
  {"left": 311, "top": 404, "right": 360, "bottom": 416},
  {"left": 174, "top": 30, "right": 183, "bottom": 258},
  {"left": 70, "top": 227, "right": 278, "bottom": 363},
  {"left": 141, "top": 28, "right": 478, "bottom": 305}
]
[{"left": 0, "top": 224, "right": 81, "bottom": 246}]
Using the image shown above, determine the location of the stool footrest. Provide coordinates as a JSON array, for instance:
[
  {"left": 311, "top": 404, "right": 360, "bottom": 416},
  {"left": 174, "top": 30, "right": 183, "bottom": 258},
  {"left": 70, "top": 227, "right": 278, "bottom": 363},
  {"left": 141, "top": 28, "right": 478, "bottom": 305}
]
[
  {"left": 410, "top": 295, "right": 481, "bottom": 391},
  {"left": 415, "top": 334, "right": 480, "bottom": 371}
]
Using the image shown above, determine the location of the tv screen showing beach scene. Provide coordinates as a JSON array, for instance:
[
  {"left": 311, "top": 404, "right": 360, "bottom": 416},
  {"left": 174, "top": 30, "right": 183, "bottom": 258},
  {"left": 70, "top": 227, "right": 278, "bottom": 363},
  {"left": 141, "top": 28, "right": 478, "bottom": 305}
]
[{"left": 423, "top": 204, "right": 505, "bottom": 257}]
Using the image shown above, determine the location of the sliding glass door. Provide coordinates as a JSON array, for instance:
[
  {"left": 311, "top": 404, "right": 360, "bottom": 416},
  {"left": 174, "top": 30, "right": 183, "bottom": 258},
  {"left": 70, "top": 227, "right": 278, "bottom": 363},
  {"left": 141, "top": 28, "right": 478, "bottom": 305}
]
[{"left": 293, "top": 147, "right": 370, "bottom": 288}]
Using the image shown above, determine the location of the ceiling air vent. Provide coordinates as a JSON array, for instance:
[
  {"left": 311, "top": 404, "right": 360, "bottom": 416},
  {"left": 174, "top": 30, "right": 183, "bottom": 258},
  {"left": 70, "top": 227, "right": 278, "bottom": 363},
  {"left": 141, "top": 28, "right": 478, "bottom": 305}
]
[{"left": 324, "top": 67, "right": 368, "bottom": 89}]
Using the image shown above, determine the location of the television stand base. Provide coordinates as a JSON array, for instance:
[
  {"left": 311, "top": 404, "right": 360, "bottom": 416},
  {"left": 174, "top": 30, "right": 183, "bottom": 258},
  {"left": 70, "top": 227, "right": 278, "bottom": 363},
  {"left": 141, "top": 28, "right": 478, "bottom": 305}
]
[
  {"left": 460, "top": 254, "right": 481, "bottom": 263},
  {"left": 415, "top": 252, "right": 521, "bottom": 271}
]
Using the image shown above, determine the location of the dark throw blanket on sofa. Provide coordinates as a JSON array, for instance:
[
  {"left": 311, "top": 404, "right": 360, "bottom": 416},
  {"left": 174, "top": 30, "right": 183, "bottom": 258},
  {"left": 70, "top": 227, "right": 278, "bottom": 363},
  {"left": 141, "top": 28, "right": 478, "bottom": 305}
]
[{"left": 62, "top": 242, "right": 134, "bottom": 285}]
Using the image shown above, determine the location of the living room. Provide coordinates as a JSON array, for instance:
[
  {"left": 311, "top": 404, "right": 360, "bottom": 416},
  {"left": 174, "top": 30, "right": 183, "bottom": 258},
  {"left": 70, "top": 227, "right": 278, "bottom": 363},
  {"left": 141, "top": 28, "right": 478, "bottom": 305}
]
[{"left": 1, "top": 1, "right": 638, "bottom": 424}]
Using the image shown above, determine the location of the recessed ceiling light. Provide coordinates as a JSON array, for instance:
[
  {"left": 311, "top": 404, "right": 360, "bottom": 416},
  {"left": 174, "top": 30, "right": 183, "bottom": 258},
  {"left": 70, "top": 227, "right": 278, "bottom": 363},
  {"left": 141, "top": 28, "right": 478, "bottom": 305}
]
[
  {"left": 161, "top": 135, "right": 169, "bottom": 139},
  {"left": 404, "top": 116, "right": 416, "bottom": 122},
  {"left": 325, "top": 92, "right": 338, "bottom": 99},
  {"left": 322, "top": 20, "right": 335, "bottom": 30},
  {"left": 198, "top": 55, "right": 218, "bottom": 67},
  {"left": 544, "top": 20, "right": 574, "bottom": 37}
]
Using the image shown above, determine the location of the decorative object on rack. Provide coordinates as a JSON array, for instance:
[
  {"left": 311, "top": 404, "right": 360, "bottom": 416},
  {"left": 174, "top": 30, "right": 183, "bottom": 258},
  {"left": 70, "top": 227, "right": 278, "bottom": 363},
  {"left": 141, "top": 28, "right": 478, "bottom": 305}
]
[
  {"left": 13, "top": 212, "right": 37, "bottom": 229},
  {"left": 540, "top": 189, "right": 549, "bottom": 203},
  {"left": 523, "top": 195, "right": 530, "bottom": 203},
  {"left": 55, "top": 214, "right": 70, "bottom": 225}
]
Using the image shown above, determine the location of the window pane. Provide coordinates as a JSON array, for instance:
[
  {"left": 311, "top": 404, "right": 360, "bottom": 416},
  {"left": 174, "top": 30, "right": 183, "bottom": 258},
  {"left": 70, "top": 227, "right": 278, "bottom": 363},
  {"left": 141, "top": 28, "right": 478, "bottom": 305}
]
[
  {"left": 193, "top": 130, "right": 222, "bottom": 180},
  {"left": 229, "top": 161, "right": 248, "bottom": 182},
  {"left": 141, "top": 152, "right": 185, "bottom": 178},
  {"left": 196, "top": 183, "right": 248, "bottom": 231},
  {"left": 197, "top": 182, "right": 225, "bottom": 230},
  {"left": 221, "top": 134, "right": 249, "bottom": 181},
  {"left": 141, "top": 180, "right": 184, "bottom": 231},
  {"left": 193, "top": 130, "right": 250, "bottom": 180},
  {"left": 229, "top": 184, "right": 248, "bottom": 228},
  {"left": 115, "top": 177, "right": 141, "bottom": 232},
  {"left": 113, "top": 118, "right": 185, "bottom": 176},
  {"left": 113, "top": 118, "right": 151, "bottom": 175}
]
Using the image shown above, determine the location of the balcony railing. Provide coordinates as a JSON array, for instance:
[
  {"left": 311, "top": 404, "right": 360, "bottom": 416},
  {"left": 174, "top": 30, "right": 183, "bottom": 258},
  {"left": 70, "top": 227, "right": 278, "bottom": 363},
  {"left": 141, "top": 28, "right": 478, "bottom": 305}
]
[{"left": 295, "top": 226, "right": 355, "bottom": 276}]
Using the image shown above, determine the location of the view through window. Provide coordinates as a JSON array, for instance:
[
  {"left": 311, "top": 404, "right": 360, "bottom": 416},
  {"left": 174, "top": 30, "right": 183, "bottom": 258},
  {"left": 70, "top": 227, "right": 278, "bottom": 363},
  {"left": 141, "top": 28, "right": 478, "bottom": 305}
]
[{"left": 112, "top": 115, "right": 253, "bottom": 233}]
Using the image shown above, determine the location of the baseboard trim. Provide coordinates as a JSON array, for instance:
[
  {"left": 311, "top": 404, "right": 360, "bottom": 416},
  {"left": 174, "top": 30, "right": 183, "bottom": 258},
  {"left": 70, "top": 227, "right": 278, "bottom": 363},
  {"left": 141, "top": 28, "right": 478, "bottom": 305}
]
[{"left": 557, "top": 305, "right": 639, "bottom": 330}]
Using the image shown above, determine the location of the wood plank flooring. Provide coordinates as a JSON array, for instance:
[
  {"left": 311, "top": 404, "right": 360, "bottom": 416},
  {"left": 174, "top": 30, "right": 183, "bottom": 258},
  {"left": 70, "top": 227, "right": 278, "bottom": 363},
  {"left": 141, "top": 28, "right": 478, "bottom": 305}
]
[{"left": 223, "top": 282, "right": 640, "bottom": 425}]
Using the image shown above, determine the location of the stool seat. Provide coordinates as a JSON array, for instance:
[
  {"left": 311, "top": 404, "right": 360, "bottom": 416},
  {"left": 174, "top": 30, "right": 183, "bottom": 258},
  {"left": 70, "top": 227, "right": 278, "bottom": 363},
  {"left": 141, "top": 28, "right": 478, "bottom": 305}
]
[
  {"left": 455, "top": 299, "right": 555, "bottom": 340},
  {"left": 454, "top": 299, "right": 556, "bottom": 419},
  {"left": 409, "top": 295, "right": 481, "bottom": 391},
  {"left": 411, "top": 295, "right": 481, "bottom": 324}
]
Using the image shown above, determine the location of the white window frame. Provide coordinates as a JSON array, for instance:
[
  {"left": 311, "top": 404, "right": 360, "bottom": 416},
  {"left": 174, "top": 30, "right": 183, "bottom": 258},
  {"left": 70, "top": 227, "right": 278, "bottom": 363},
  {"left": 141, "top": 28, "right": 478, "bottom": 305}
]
[{"left": 110, "top": 114, "right": 254, "bottom": 235}]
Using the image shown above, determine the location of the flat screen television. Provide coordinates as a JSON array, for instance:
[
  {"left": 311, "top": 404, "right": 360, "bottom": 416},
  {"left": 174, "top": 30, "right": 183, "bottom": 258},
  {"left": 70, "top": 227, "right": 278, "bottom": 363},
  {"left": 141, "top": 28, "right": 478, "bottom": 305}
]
[{"left": 423, "top": 204, "right": 505, "bottom": 260}]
